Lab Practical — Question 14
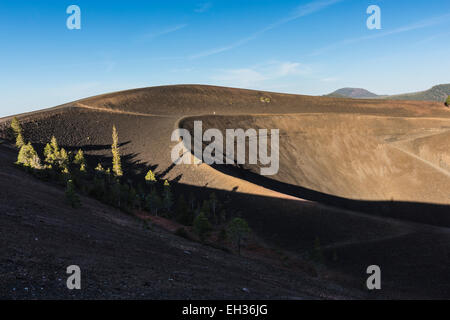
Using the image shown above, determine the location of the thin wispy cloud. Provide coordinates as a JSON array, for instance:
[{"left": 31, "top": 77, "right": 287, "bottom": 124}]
[
  {"left": 309, "top": 12, "right": 450, "bottom": 56},
  {"left": 136, "top": 24, "right": 188, "bottom": 42},
  {"left": 211, "top": 61, "right": 312, "bottom": 87},
  {"left": 195, "top": 2, "right": 212, "bottom": 13},
  {"left": 190, "top": 0, "right": 343, "bottom": 59},
  {"left": 291, "top": 0, "right": 343, "bottom": 19},
  {"left": 414, "top": 30, "right": 450, "bottom": 46},
  {"left": 321, "top": 77, "right": 339, "bottom": 82},
  {"left": 212, "top": 68, "right": 268, "bottom": 87}
]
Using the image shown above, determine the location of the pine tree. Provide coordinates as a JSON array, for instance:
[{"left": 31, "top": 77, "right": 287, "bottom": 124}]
[
  {"left": 127, "top": 186, "right": 139, "bottom": 211},
  {"left": 119, "top": 184, "right": 130, "bottom": 211},
  {"left": 218, "top": 227, "right": 227, "bottom": 242},
  {"left": 219, "top": 209, "right": 227, "bottom": 225},
  {"left": 145, "top": 169, "right": 157, "bottom": 185},
  {"left": 10, "top": 117, "right": 25, "bottom": 149},
  {"left": 15, "top": 132, "right": 25, "bottom": 149},
  {"left": 188, "top": 192, "right": 196, "bottom": 211},
  {"left": 16, "top": 142, "right": 41, "bottom": 169},
  {"left": 10, "top": 117, "right": 22, "bottom": 136},
  {"left": 50, "top": 136, "right": 59, "bottom": 154},
  {"left": 65, "top": 179, "right": 81, "bottom": 208},
  {"left": 312, "top": 237, "right": 324, "bottom": 264},
  {"left": 60, "top": 166, "right": 71, "bottom": 184},
  {"left": 74, "top": 149, "right": 86, "bottom": 171},
  {"left": 175, "top": 194, "right": 192, "bottom": 225},
  {"left": 193, "top": 212, "right": 211, "bottom": 242},
  {"left": 111, "top": 125, "right": 123, "bottom": 177},
  {"left": 146, "top": 188, "right": 162, "bottom": 215},
  {"left": 111, "top": 182, "right": 122, "bottom": 208},
  {"left": 44, "top": 136, "right": 60, "bottom": 165},
  {"left": 43, "top": 136, "right": 69, "bottom": 170},
  {"left": 44, "top": 143, "right": 53, "bottom": 164},
  {"left": 200, "top": 200, "right": 210, "bottom": 220},
  {"left": 163, "top": 180, "right": 173, "bottom": 212},
  {"left": 209, "top": 192, "right": 218, "bottom": 224},
  {"left": 227, "top": 217, "right": 251, "bottom": 255},
  {"left": 59, "top": 148, "right": 69, "bottom": 170}
]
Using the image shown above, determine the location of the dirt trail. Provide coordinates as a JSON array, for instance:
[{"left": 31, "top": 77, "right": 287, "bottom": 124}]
[
  {"left": 389, "top": 144, "right": 450, "bottom": 178},
  {"left": 75, "top": 103, "right": 174, "bottom": 118}
]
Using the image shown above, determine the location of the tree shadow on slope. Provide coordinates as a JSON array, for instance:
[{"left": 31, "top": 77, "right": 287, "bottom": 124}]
[{"left": 209, "top": 162, "right": 450, "bottom": 229}]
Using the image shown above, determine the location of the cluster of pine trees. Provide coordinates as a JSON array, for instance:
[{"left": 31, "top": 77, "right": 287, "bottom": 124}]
[{"left": 9, "top": 118, "right": 250, "bottom": 250}]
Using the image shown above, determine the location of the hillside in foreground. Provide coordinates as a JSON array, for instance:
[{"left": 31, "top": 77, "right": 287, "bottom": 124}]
[{"left": 1, "top": 84, "right": 450, "bottom": 299}]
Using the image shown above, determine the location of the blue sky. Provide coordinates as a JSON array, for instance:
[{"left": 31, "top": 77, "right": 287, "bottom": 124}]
[{"left": 0, "top": 0, "right": 449, "bottom": 116}]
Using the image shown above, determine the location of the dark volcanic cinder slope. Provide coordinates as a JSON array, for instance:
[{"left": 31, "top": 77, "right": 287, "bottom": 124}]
[
  {"left": 75, "top": 84, "right": 449, "bottom": 117},
  {"left": 1, "top": 144, "right": 360, "bottom": 299},
  {"left": 1, "top": 84, "right": 450, "bottom": 299}
]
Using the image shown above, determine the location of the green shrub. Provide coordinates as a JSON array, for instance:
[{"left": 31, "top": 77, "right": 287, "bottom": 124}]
[
  {"left": 126, "top": 186, "right": 139, "bottom": 211},
  {"left": 95, "top": 163, "right": 105, "bottom": 173},
  {"left": 193, "top": 212, "right": 211, "bottom": 242},
  {"left": 227, "top": 217, "right": 250, "bottom": 255},
  {"left": 65, "top": 179, "right": 81, "bottom": 208},
  {"left": 174, "top": 227, "right": 189, "bottom": 239},
  {"left": 146, "top": 188, "right": 162, "bottom": 215},
  {"left": 176, "top": 195, "right": 195, "bottom": 226},
  {"left": 200, "top": 200, "right": 210, "bottom": 219},
  {"left": 218, "top": 227, "right": 227, "bottom": 242},
  {"left": 311, "top": 237, "right": 324, "bottom": 264},
  {"left": 111, "top": 182, "right": 122, "bottom": 208},
  {"left": 445, "top": 95, "right": 450, "bottom": 106},
  {"left": 209, "top": 193, "right": 218, "bottom": 224}
]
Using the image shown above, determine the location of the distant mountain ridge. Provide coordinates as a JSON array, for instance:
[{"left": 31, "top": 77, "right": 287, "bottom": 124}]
[
  {"left": 326, "top": 88, "right": 379, "bottom": 99},
  {"left": 325, "top": 84, "right": 450, "bottom": 102},
  {"left": 384, "top": 84, "right": 450, "bottom": 102}
]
